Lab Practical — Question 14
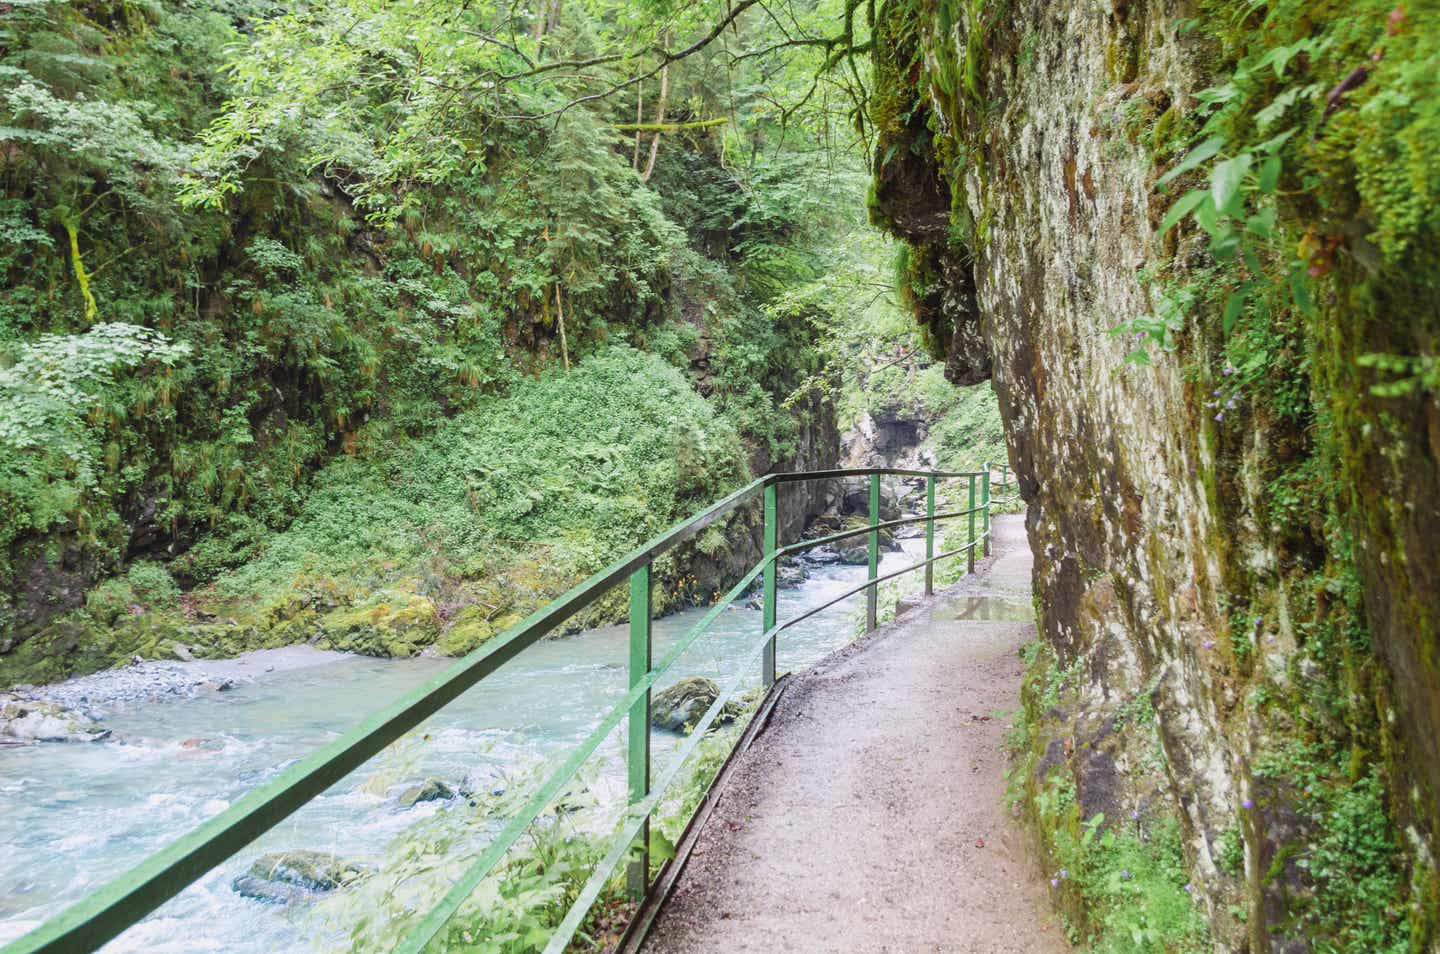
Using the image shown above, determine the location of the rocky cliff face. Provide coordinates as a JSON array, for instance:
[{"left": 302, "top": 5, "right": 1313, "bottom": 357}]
[{"left": 869, "top": 0, "right": 1438, "bottom": 949}]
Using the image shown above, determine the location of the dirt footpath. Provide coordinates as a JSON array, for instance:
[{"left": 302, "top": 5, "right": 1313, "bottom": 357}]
[{"left": 643, "top": 515, "right": 1067, "bottom": 954}]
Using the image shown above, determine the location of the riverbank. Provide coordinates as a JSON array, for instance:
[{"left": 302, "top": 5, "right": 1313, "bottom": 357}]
[
  {"left": 10, "top": 646, "right": 353, "bottom": 715},
  {"left": 0, "top": 534, "right": 927, "bottom": 951}
]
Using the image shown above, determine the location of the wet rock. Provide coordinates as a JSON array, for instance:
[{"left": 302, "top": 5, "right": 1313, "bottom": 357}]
[
  {"left": 232, "top": 850, "right": 369, "bottom": 904},
  {"left": 650, "top": 677, "right": 745, "bottom": 733},
  {"left": 397, "top": 777, "right": 456, "bottom": 808},
  {"left": 802, "top": 544, "right": 841, "bottom": 565},
  {"left": 838, "top": 544, "right": 870, "bottom": 566},
  {"left": 777, "top": 564, "right": 810, "bottom": 588},
  {"left": 894, "top": 593, "right": 924, "bottom": 617},
  {"left": 318, "top": 585, "right": 440, "bottom": 658},
  {"left": 0, "top": 697, "right": 110, "bottom": 743},
  {"left": 840, "top": 485, "right": 902, "bottom": 522},
  {"left": 160, "top": 641, "right": 196, "bottom": 662}
]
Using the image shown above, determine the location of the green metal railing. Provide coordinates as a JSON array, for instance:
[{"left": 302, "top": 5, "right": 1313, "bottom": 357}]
[{"left": 5, "top": 465, "right": 1016, "bottom": 954}]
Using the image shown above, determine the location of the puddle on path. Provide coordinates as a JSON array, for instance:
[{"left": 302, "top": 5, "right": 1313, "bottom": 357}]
[{"left": 942, "top": 597, "right": 1035, "bottom": 622}]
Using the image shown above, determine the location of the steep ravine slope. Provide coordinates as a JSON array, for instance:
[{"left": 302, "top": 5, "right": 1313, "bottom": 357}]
[{"left": 869, "top": 0, "right": 1438, "bottom": 950}]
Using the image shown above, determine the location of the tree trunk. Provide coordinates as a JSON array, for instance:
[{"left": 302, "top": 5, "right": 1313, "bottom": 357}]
[{"left": 640, "top": 59, "right": 669, "bottom": 182}]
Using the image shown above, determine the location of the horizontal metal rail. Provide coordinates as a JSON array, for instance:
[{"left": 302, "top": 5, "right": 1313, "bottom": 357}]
[
  {"left": 776, "top": 507, "right": 982, "bottom": 557},
  {"left": 763, "top": 540, "right": 985, "bottom": 636},
  {"left": 4, "top": 464, "right": 1009, "bottom": 954}
]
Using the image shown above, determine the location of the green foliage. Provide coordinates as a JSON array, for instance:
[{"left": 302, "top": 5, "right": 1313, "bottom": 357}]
[
  {"left": 1011, "top": 643, "right": 1210, "bottom": 953},
  {"left": 1133, "top": 0, "right": 1440, "bottom": 369},
  {"left": 1, "top": 0, "right": 871, "bottom": 671},
  {"left": 1252, "top": 744, "right": 1409, "bottom": 953},
  {"left": 0, "top": 323, "right": 189, "bottom": 556},
  {"left": 927, "top": 375, "right": 1007, "bottom": 472},
  {"left": 212, "top": 347, "right": 746, "bottom": 599}
]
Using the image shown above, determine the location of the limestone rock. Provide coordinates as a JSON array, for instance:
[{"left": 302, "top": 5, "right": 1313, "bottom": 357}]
[
  {"left": 318, "top": 585, "right": 439, "bottom": 657},
  {"left": 232, "top": 850, "right": 369, "bottom": 904},
  {"left": 397, "top": 777, "right": 456, "bottom": 808},
  {"left": 650, "top": 676, "right": 745, "bottom": 733},
  {"left": 0, "top": 697, "right": 110, "bottom": 744}
]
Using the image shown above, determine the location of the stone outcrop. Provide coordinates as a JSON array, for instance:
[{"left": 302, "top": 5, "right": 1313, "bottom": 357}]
[
  {"left": 396, "top": 778, "right": 457, "bottom": 808},
  {"left": 231, "top": 850, "right": 370, "bottom": 904},
  {"left": 650, "top": 676, "right": 746, "bottom": 733},
  {"left": 0, "top": 696, "right": 110, "bottom": 744},
  {"left": 868, "top": 0, "right": 1439, "bottom": 949}
]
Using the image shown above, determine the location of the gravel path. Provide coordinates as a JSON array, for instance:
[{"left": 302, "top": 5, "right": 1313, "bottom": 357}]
[{"left": 644, "top": 514, "right": 1066, "bottom": 953}]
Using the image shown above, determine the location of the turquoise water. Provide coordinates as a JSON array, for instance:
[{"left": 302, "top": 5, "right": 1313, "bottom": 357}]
[{"left": 0, "top": 541, "right": 927, "bottom": 952}]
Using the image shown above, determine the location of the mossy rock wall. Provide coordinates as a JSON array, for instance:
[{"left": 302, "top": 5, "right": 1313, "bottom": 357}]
[{"left": 869, "top": 0, "right": 1438, "bottom": 949}]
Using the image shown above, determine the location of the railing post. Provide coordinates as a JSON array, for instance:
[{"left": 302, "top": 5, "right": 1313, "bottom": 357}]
[
  {"left": 762, "top": 482, "right": 778, "bottom": 687},
  {"left": 924, "top": 475, "right": 936, "bottom": 596},
  {"left": 1001, "top": 462, "right": 1009, "bottom": 493},
  {"left": 866, "top": 473, "right": 880, "bottom": 632},
  {"left": 625, "top": 562, "right": 652, "bottom": 899},
  {"left": 967, "top": 474, "right": 977, "bottom": 574},
  {"left": 982, "top": 469, "right": 992, "bottom": 557}
]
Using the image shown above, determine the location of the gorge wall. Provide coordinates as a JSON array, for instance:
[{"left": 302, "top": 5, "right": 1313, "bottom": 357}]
[{"left": 869, "top": 0, "right": 1438, "bottom": 950}]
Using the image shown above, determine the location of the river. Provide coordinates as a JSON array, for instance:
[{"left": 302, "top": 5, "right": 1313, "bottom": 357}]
[{"left": 0, "top": 538, "right": 932, "bottom": 952}]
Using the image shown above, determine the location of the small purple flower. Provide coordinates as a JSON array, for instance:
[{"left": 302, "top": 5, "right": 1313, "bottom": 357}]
[
  {"left": 1242, "top": 798, "right": 1254, "bottom": 810},
  {"left": 1203, "top": 640, "right": 1215, "bottom": 649},
  {"left": 1050, "top": 878, "right": 1059, "bottom": 888},
  {"left": 1120, "top": 869, "right": 1131, "bottom": 880},
  {"left": 1184, "top": 883, "right": 1194, "bottom": 894},
  {"left": 1130, "top": 809, "right": 1140, "bottom": 821},
  {"left": 1215, "top": 412, "right": 1224, "bottom": 421},
  {"left": 1223, "top": 364, "right": 1236, "bottom": 376},
  {"left": 1060, "top": 869, "right": 1068, "bottom": 879}
]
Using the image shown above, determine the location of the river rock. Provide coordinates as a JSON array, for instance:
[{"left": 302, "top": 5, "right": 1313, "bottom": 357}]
[
  {"left": 838, "top": 544, "right": 870, "bottom": 565},
  {"left": 397, "top": 777, "right": 456, "bottom": 808},
  {"left": 650, "top": 677, "right": 745, "bottom": 733},
  {"left": 0, "top": 697, "right": 110, "bottom": 744},
  {"left": 840, "top": 486, "right": 902, "bottom": 522},
  {"left": 802, "top": 544, "right": 841, "bottom": 565},
  {"left": 777, "top": 564, "right": 809, "bottom": 587},
  {"left": 232, "top": 851, "right": 369, "bottom": 904}
]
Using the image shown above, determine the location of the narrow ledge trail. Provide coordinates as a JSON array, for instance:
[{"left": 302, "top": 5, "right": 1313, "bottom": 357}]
[{"left": 643, "top": 514, "right": 1067, "bottom": 953}]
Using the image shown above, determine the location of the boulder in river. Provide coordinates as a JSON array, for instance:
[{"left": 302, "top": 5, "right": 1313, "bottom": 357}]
[
  {"left": 841, "top": 485, "right": 902, "bottom": 522},
  {"left": 0, "top": 697, "right": 110, "bottom": 744},
  {"left": 802, "top": 544, "right": 842, "bottom": 565},
  {"left": 650, "top": 677, "right": 745, "bottom": 733},
  {"left": 397, "top": 777, "right": 456, "bottom": 808},
  {"left": 232, "top": 850, "right": 370, "bottom": 904},
  {"left": 777, "top": 564, "right": 809, "bottom": 588}
]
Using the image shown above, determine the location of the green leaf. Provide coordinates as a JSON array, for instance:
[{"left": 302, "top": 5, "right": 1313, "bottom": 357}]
[
  {"left": 1210, "top": 154, "right": 1252, "bottom": 215},
  {"left": 1288, "top": 266, "right": 1315, "bottom": 315},
  {"left": 1210, "top": 233, "right": 1241, "bottom": 261},
  {"left": 1242, "top": 244, "right": 1263, "bottom": 274},
  {"left": 1222, "top": 290, "right": 1247, "bottom": 334},
  {"left": 1156, "top": 136, "right": 1226, "bottom": 189},
  {"left": 1256, "top": 127, "right": 1298, "bottom": 154},
  {"left": 1258, "top": 156, "right": 1282, "bottom": 195},
  {"left": 1246, "top": 206, "right": 1278, "bottom": 237},
  {"left": 649, "top": 828, "right": 677, "bottom": 862},
  {"left": 1254, "top": 89, "right": 1300, "bottom": 130},
  {"left": 1194, "top": 198, "right": 1220, "bottom": 237},
  {"left": 1159, "top": 190, "right": 1209, "bottom": 235}
]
